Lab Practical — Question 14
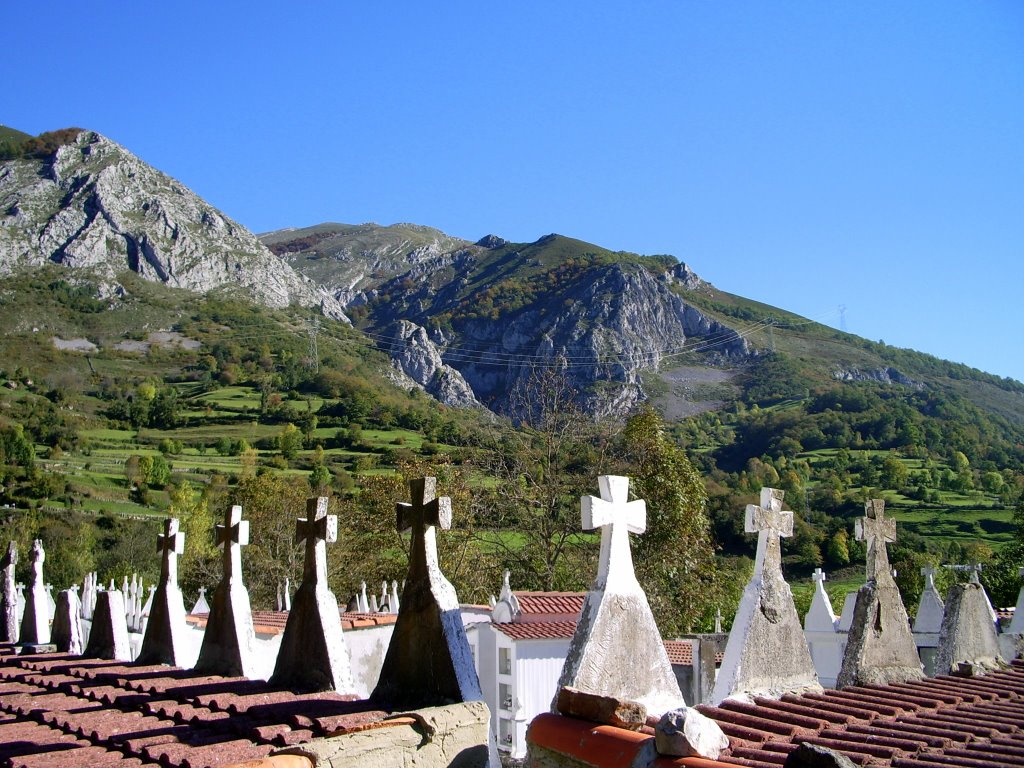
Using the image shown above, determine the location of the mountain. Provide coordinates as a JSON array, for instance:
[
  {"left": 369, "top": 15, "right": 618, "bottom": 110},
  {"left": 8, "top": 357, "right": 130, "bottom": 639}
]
[
  {"left": 0, "top": 128, "right": 344, "bottom": 318},
  {"left": 269, "top": 225, "right": 750, "bottom": 414}
]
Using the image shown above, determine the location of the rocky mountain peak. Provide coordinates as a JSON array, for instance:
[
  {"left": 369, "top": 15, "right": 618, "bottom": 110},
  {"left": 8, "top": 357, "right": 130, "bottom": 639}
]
[{"left": 0, "top": 130, "right": 345, "bottom": 318}]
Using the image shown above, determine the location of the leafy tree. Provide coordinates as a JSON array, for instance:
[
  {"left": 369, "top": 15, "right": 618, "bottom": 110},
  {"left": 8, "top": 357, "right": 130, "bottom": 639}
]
[
  {"left": 477, "top": 369, "right": 609, "bottom": 591},
  {"left": 277, "top": 423, "right": 303, "bottom": 461},
  {"left": 620, "top": 408, "right": 718, "bottom": 635}
]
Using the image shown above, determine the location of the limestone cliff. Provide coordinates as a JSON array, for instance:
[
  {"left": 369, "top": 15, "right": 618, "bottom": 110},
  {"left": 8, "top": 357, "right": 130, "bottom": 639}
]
[
  {"left": 270, "top": 226, "right": 749, "bottom": 416},
  {"left": 0, "top": 130, "right": 345, "bottom": 318},
  {"left": 387, "top": 320, "right": 481, "bottom": 408}
]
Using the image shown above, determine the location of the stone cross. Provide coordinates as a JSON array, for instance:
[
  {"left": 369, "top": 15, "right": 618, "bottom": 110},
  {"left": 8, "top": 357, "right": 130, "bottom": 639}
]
[
  {"left": 813, "top": 568, "right": 826, "bottom": 586},
  {"left": 397, "top": 477, "right": 452, "bottom": 578},
  {"left": 296, "top": 497, "right": 336, "bottom": 584},
  {"left": 157, "top": 517, "right": 185, "bottom": 587},
  {"left": 745, "top": 487, "right": 793, "bottom": 576},
  {"left": 137, "top": 518, "right": 187, "bottom": 666},
  {"left": 20, "top": 539, "right": 50, "bottom": 645},
  {"left": 1, "top": 542, "right": 16, "bottom": 643},
  {"left": 921, "top": 565, "right": 938, "bottom": 590},
  {"left": 371, "top": 477, "right": 480, "bottom": 708},
  {"left": 945, "top": 563, "right": 983, "bottom": 584},
  {"left": 856, "top": 499, "right": 896, "bottom": 581},
  {"left": 271, "top": 497, "right": 355, "bottom": 693},
  {"left": 217, "top": 504, "right": 249, "bottom": 578},
  {"left": 556, "top": 475, "right": 684, "bottom": 716},
  {"left": 582, "top": 474, "right": 646, "bottom": 586},
  {"left": 714, "top": 487, "right": 821, "bottom": 703},
  {"left": 195, "top": 504, "right": 258, "bottom": 678}
]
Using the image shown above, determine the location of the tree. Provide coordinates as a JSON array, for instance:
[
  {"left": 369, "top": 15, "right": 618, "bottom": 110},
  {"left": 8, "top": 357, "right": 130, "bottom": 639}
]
[
  {"left": 620, "top": 408, "right": 718, "bottom": 635},
  {"left": 277, "top": 423, "right": 303, "bottom": 461},
  {"left": 476, "top": 368, "right": 609, "bottom": 592},
  {"left": 169, "top": 481, "right": 219, "bottom": 602}
]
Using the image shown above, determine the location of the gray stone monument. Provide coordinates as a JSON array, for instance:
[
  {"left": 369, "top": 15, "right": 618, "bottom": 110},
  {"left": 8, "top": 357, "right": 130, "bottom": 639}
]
[
  {"left": 19, "top": 540, "right": 52, "bottom": 646},
  {"left": 935, "top": 569, "right": 1003, "bottom": 676},
  {"left": 137, "top": 518, "right": 188, "bottom": 666},
  {"left": 51, "top": 588, "right": 84, "bottom": 654},
  {"left": 555, "top": 475, "right": 684, "bottom": 715},
  {"left": 836, "top": 500, "right": 923, "bottom": 688},
  {"left": 84, "top": 589, "right": 131, "bottom": 661},
  {"left": 1, "top": 542, "right": 17, "bottom": 643},
  {"left": 195, "top": 504, "right": 258, "bottom": 678},
  {"left": 372, "top": 477, "right": 482, "bottom": 708},
  {"left": 271, "top": 497, "right": 356, "bottom": 693},
  {"left": 714, "top": 488, "right": 820, "bottom": 703}
]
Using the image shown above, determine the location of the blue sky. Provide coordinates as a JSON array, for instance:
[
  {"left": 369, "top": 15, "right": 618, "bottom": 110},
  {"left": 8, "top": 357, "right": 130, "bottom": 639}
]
[{"left": 6, "top": 2, "right": 1023, "bottom": 383}]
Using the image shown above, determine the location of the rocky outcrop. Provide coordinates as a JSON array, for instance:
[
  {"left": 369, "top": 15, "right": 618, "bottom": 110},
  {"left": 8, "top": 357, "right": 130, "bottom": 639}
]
[
  {"left": 0, "top": 131, "right": 345, "bottom": 319},
  {"left": 456, "top": 263, "right": 747, "bottom": 415},
  {"left": 833, "top": 367, "right": 921, "bottom": 388},
  {"left": 388, "top": 321, "right": 480, "bottom": 408}
]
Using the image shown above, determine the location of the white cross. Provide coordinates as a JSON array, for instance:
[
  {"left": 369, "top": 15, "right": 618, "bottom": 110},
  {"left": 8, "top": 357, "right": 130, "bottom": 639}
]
[
  {"left": 216, "top": 504, "right": 249, "bottom": 579},
  {"left": 856, "top": 499, "right": 896, "bottom": 581},
  {"left": 581, "top": 475, "right": 646, "bottom": 586},
  {"left": 813, "top": 568, "right": 827, "bottom": 585},
  {"left": 397, "top": 477, "right": 452, "bottom": 576},
  {"left": 745, "top": 487, "right": 793, "bottom": 575},
  {"left": 921, "top": 565, "right": 938, "bottom": 590},
  {"left": 296, "top": 496, "right": 336, "bottom": 584},
  {"left": 157, "top": 518, "right": 185, "bottom": 587}
]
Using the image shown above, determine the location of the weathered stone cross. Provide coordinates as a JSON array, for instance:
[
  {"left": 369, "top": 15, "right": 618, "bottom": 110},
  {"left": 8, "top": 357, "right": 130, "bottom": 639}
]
[
  {"left": 397, "top": 477, "right": 452, "bottom": 576},
  {"left": 296, "top": 496, "right": 336, "bottom": 584},
  {"left": 745, "top": 487, "right": 793, "bottom": 576},
  {"left": 944, "top": 563, "right": 983, "bottom": 584},
  {"left": 157, "top": 518, "right": 185, "bottom": 586},
  {"left": 581, "top": 475, "right": 646, "bottom": 586},
  {"left": 1, "top": 542, "right": 17, "bottom": 642},
  {"left": 813, "top": 567, "right": 826, "bottom": 586},
  {"left": 216, "top": 504, "right": 249, "bottom": 578},
  {"left": 921, "top": 564, "right": 938, "bottom": 590},
  {"left": 856, "top": 499, "right": 896, "bottom": 581}
]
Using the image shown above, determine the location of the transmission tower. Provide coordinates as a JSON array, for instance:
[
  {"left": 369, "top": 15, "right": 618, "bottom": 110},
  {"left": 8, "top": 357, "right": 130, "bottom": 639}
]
[
  {"left": 839, "top": 304, "right": 847, "bottom": 333},
  {"left": 768, "top": 319, "right": 776, "bottom": 353},
  {"left": 306, "top": 318, "right": 320, "bottom": 373}
]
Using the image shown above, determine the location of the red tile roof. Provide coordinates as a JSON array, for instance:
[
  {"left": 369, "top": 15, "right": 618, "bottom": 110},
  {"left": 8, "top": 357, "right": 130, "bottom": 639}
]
[
  {"left": 663, "top": 640, "right": 694, "bottom": 666},
  {"left": 514, "top": 592, "right": 586, "bottom": 620},
  {"left": 0, "top": 644, "right": 403, "bottom": 768},
  {"left": 493, "top": 621, "right": 578, "bottom": 640},
  {"left": 186, "top": 610, "right": 398, "bottom": 636},
  {"left": 529, "top": 660, "right": 1024, "bottom": 768}
]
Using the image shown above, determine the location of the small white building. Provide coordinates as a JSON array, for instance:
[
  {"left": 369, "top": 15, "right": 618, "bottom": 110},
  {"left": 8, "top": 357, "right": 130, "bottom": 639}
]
[{"left": 467, "top": 576, "right": 584, "bottom": 759}]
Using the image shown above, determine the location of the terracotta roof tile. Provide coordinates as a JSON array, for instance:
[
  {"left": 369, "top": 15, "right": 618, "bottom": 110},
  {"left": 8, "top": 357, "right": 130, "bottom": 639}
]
[
  {"left": 514, "top": 592, "right": 586, "bottom": 618},
  {"left": 528, "top": 653, "right": 1024, "bottom": 768},
  {"left": 663, "top": 640, "right": 694, "bottom": 665},
  {"left": 0, "top": 647, "right": 399, "bottom": 767},
  {"left": 492, "top": 620, "right": 578, "bottom": 640}
]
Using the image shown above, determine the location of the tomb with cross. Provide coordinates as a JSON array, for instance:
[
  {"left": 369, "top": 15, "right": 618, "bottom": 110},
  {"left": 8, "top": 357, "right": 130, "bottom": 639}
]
[
  {"left": 556, "top": 475, "right": 684, "bottom": 716},
  {"left": 856, "top": 498, "right": 897, "bottom": 582},
  {"left": 271, "top": 497, "right": 355, "bottom": 694},
  {"left": 935, "top": 562, "right": 1003, "bottom": 677},
  {"left": 196, "top": 504, "right": 258, "bottom": 678},
  {"left": 19, "top": 540, "right": 52, "bottom": 647},
  {"left": 746, "top": 487, "right": 793, "bottom": 577},
  {"left": 805, "top": 568, "right": 839, "bottom": 632},
  {"left": 837, "top": 499, "right": 922, "bottom": 688},
  {"left": 714, "top": 487, "right": 820, "bottom": 703},
  {"left": 372, "top": 477, "right": 481, "bottom": 708},
  {"left": 137, "top": 518, "right": 188, "bottom": 666},
  {"left": 1, "top": 542, "right": 17, "bottom": 643},
  {"left": 802, "top": 567, "right": 846, "bottom": 688}
]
